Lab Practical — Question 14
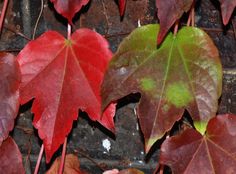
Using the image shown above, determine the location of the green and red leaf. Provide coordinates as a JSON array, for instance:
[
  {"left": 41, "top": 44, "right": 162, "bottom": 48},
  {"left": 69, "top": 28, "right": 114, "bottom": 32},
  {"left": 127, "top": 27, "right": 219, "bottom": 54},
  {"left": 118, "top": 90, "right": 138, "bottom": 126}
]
[
  {"left": 17, "top": 29, "right": 115, "bottom": 162},
  {"left": 0, "top": 52, "right": 20, "bottom": 145},
  {"left": 218, "top": 0, "right": 236, "bottom": 25},
  {"left": 0, "top": 137, "right": 25, "bottom": 174},
  {"left": 101, "top": 24, "right": 222, "bottom": 153},
  {"left": 156, "top": 0, "right": 194, "bottom": 44},
  {"left": 50, "top": 0, "right": 90, "bottom": 24},
  {"left": 160, "top": 114, "right": 236, "bottom": 174}
]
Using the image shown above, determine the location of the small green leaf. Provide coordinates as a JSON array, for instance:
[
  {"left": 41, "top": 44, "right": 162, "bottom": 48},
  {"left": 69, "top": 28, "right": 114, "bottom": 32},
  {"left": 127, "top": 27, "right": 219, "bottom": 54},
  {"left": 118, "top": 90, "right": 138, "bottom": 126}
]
[{"left": 194, "top": 121, "right": 208, "bottom": 135}]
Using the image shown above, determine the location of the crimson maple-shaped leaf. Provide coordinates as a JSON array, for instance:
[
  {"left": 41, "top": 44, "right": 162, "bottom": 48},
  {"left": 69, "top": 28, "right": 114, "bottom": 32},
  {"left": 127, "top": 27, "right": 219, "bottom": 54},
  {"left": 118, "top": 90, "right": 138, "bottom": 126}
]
[
  {"left": 101, "top": 24, "right": 222, "bottom": 153},
  {"left": 119, "top": 0, "right": 126, "bottom": 16},
  {"left": 50, "top": 0, "right": 90, "bottom": 24},
  {"left": 156, "top": 0, "right": 194, "bottom": 44},
  {"left": 219, "top": 0, "right": 236, "bottom": 25},
  {"left": 160, "top": 114, "right": 236, "bottom": 174},
  {"left": 0, "top": 137, "right": 25, "bottom": 174},
  {"left": 0, "top": 52, "right": 20, "bottom": 145},
  {"left": 17, "top": 29, "right": 115, "bottom": 162}
]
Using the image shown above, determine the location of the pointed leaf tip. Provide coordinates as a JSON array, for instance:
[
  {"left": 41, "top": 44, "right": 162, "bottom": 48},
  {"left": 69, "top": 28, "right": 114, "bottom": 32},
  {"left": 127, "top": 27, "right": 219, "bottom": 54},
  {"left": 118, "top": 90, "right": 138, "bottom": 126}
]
[{"left": 50, "top": 0, "right": 90, "bottom": 24}]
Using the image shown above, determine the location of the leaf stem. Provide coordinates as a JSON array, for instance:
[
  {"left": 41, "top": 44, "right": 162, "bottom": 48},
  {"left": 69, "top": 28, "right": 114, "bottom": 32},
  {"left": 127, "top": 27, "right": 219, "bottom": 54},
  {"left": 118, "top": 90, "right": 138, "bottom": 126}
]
[
  {"left": 0, "top": 0, "right": 9, "bottom": 33},
  {"left": 34, "top": 144, "right": 44, "bottom": 174},
  {"left": 58, "top": 137, "right": 67, "bottom": 174},
  {"left": 67, "top": 24, "right": 72, "bottom": 39},
  {"left": 32, "top": 0, "right": 44, "bottom": 39},
  {"left": 173, "top": 20, "right": 179, "bottom": 36},
  {"left": 187, "top": 1, "right": 195, "bottom": 27}
]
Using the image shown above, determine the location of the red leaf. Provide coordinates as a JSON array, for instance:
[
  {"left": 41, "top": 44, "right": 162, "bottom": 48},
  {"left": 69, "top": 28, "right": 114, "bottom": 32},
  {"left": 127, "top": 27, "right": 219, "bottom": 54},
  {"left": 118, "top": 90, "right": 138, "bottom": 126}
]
[
  {"left": 219, "top": 0, "right": 236, "bottom": 25},
  {"left": 0, "top": 137, "right": 25, "bottom": 174},
  {"left": 17, "top": 29, "right": 115, "bottom": 163},
  {"left": 46, "top": 154, "right": 88, "bottom": 174},
  {"left": 50, "top": 0, "right": 90, "bottom": 24},
  {"left": 0, "top": 52, "right": 20, "bottom": 145},
  {"left": 156, "top": 0, "right": 194, "bottom": 44},
  {"left": 160, "top": 114, "right": 236, "bottom": 173},
  {"left": 119, "top": 0, "right": 126, "bottom": 16}
]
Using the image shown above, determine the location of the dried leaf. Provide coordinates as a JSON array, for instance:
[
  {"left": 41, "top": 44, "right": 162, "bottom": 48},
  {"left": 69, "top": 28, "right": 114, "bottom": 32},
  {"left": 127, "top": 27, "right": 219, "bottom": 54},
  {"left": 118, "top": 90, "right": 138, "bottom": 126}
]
[
  {"left": 160, "top": 114, "right": 236, "bottom": 174},
  {"left": 17, "top": 29, "right": 115, "bottom": 162},
  {"left": 50, "top": 0, "right": 90, "bottom": 24},
  {"left": 118, "top": 168, "right": 144, "bottom": 174},
  {"left": 46, "top": 154, "right": 87, "bottom": 174},
  {"left": 0, "top": 52, "right": 20, "bottom": 145},
  {"left": 0, "top": 137, "right": 25, "bottom": 174},
  {"left": 102, "top": 24, "right": 222, "bottom": 152},
  {"left": 156, "top": 0, "right": 194, "bottom": 44}
]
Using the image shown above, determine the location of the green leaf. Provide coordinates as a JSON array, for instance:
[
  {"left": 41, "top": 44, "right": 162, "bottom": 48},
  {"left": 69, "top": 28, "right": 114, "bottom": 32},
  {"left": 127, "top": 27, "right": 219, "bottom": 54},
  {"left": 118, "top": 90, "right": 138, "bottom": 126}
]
[{"left": 101, "top": 24, "right": 222, "bottom": 152}]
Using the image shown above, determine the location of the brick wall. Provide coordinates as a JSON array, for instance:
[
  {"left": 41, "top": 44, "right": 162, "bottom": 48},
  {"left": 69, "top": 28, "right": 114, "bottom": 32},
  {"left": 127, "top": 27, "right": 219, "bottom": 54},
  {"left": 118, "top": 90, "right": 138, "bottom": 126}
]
[{"left": 0, "top": 0, "right": 235, "bottom": 173}]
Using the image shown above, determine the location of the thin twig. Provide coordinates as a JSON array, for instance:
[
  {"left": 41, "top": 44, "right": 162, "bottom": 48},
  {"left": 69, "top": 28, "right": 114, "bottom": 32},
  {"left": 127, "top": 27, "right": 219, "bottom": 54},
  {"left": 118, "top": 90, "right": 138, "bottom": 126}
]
[
  {"left": 0, "top": 0, "right": 9, "bottom": 33},
  {"left": 4, "top": 25, "right": 31, "bottom": 40},
  {"left": 58, "top": 137, "right": 67, "bottom": 174},
  {"left": 34, "top": 144, "right": 44, "bottom": 174},
  {"left": 174, "top": 20, "right": 179, "bottom": 36},
  {"left": 74, "top": 148, "right": 107, "bottom": 171},
  {"left": 32, "top": 0, "right": 44, "bottom": 39},
  {"left": 191, "top": 6, "right": 195, "bottom": 27},
  {"left": 101, "top": 0, "right": 110, "bottom": 35}
]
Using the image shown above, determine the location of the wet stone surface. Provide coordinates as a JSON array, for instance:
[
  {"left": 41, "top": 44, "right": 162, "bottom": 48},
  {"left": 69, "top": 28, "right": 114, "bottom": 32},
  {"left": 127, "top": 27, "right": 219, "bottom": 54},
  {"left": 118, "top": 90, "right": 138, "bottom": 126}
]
[{"left": 0, "top": 0, "right": 235, "bottom": 173}]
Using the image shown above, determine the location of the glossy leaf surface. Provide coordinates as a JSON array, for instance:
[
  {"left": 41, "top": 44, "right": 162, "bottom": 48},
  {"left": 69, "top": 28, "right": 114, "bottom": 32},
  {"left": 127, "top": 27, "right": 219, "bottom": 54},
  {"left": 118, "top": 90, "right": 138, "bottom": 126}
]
[
  {"left": 102, "top": 24, "right": 222, "bottom": 152},
  {"left": 0, "top": 137, "right": 25, "bottom": 174},
  {"left": 50, "top": 0, "right": 90, "bottom": 24},
  {"left": 17, "top": 29, "right": 115, "bottom": 162},
  {"left": 156, "top": 0, "right": 193, "bottom": 44},
  {"left": 219, "top": 0, "right": 236, "bottom": 25},
  {"left": 119, "top": 0, "right": 126, "bottom": 16},
  {"left": 160, "top": 114, "right": 236, "bottom": 174},
  {"left": 0, "top": 52, "right": 20, "bottom": 145},
  {"left": 46, "top": 154, "right": 87, "bottom": 174}
]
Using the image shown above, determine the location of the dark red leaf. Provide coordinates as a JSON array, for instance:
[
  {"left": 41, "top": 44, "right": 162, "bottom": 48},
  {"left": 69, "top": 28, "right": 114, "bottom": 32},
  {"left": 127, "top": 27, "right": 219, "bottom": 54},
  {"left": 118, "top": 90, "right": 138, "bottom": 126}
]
[
  {"left": 46, "top": 154, "right": 88, "bottom": 174},
  {"left": 156, "top": 0, "right": 194, "bottom": 44},
  {"left": 219, "top": 0, "right": 236, "bottom": 25},
  {"left": 0, "top": 137, "right": 25, "bottom": 174},
  {"left": 17, "top": 29, "right": 115, "bottom": 162},
  {"left": 0, "top": 52, "right": 20, "bottom": 145},
  {"left": 50, "top": 0, "right": 90, "bottom": 24},
  {"left": 119, "top": 0, "right": 126, "bottom": 16},
  {"left": 160, "top": 114, "right": 236, "bottom": 173}
]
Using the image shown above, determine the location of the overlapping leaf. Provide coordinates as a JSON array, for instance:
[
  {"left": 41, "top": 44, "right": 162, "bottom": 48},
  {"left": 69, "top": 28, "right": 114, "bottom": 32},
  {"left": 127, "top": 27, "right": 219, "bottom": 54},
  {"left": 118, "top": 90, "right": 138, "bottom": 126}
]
[
  {"left": 218, "top": 0, "right": 236, "bottom": 25},
  {"left": 160, "top": 114, "right": 236, "bottom": 174},
  {"left": 46, "top": 154, "right": 87, "bottom": 174},
  {"left": 101, "top": 24, "right": 222, "bottom": 152},
  {"left": 50, "top": 0, "right": 90, "bottom": 24},
  {"left": 119, "top": 0, "right": 126, "bottom": 16},
  {"left": 17, "top": 29, "right": 115, "bottom": 162},
  {"left": 156, "top": 0, "right": 194, "bottom": 44},
  {"left": 0, "top": 52, "right": 20, "bottom": 145},
  {"left": 0, "top": 137, "right": 25, "bottom": 174}
]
